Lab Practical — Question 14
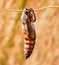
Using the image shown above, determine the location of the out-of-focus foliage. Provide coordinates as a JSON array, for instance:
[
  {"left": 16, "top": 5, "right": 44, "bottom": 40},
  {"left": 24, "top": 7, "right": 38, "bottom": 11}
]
[
  {"left": 0, "top": 0, "right": 27, "bottom": 65},
  {"left": 0, "top": 0, "right": 59, "bottom": 65}
]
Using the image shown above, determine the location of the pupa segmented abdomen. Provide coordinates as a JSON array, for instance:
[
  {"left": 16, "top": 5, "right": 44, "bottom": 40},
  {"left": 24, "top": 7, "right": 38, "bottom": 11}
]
[{"left": 22, "top": 22, "right": 36, "bottom": 59}]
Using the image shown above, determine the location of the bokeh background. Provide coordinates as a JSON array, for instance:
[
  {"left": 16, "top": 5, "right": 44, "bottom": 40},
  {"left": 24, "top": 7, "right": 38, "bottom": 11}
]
[{"left": 0, "top": 0, "right": 59, "bottom": 65}]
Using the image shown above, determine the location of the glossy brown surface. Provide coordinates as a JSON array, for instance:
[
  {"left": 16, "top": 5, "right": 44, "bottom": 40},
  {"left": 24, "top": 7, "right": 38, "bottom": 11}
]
[{"left": 21, "top": 8, "right": 36, "bottom": 59}]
